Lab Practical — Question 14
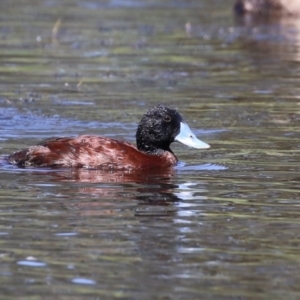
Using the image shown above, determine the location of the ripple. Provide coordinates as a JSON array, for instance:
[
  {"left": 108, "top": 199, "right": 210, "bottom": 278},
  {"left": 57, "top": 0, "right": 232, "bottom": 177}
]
[
  {"left": 55, "top": 232, "right": 78, "bottom": 237},
  {"left": 0, "top": 107, "right": 121, "bottom": 140},
  {"left": 71, "top": 278, "right": 96, "bottom": 285},
  {"left": 177, "top": 163, "right": 227, "bottom": 171},
  {"left": 17, "top": 260, "right": 47, "bottom": 267}
]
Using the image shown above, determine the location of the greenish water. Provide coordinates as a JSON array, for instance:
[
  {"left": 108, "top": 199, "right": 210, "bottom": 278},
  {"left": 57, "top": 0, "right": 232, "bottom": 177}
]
[{"left": 1, "top": 0, "right": 300, "bottom": 299}]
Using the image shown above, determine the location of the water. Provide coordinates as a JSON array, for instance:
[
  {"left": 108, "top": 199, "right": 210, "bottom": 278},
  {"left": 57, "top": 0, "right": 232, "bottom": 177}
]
[{"left": 1, "top": 0, "right": 300, "bottom": 299}]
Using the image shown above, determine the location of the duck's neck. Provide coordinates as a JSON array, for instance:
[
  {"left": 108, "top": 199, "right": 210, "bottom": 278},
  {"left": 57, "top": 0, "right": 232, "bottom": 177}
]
[
  {"left": 136, "top": 122, "right": 175, "bottom": 155},
  {"left": 136, "top": 139, "right": 173, "bottom": 156}
]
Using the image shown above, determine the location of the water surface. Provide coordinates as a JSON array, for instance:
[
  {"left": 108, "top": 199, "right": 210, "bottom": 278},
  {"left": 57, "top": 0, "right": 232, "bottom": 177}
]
[{"left": 1, "top": 0, "right": 300, "bottom": 299}]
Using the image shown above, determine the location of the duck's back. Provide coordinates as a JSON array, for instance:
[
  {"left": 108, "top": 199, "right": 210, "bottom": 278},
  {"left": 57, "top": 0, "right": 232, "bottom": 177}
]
[{"left": 8, "top": 135, "right": 177, "bottom": 170}]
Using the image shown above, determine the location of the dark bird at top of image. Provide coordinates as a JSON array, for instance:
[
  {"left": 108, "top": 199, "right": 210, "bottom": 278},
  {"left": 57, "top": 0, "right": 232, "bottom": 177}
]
[{"left": 234, "top": 0, "right": 300, "bottom": 16}]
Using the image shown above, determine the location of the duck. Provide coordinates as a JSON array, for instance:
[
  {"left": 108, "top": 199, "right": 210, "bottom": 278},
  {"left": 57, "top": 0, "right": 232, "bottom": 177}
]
[
  {"left": 234, "top": 0, "right": 300, "bottom": 16},
  {"left": 7, "top": 105, "right": 210, "bottom": 170}
]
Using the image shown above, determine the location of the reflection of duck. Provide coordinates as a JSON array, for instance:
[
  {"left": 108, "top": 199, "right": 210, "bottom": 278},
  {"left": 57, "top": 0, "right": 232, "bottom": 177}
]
[
  {"left": 8, "top": 105, "right": 210, "bottom": 170},
  {"left": 29, "top": 168, "right": 182, "bottom": 215},
  {"left": 56, "top": 168, "right": 180, "bottom": 202},
  {"left": 234, "top": 0, "right": 300, "bottom": 16},
  {"left": 55, "top": 167, "right": 175, "bottom": 184}
]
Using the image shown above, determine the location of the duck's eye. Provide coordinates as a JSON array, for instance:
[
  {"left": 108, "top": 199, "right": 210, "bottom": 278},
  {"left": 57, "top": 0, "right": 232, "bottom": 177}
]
[{"left": 164, "top": 115, "right": 171, "bottom": 122}]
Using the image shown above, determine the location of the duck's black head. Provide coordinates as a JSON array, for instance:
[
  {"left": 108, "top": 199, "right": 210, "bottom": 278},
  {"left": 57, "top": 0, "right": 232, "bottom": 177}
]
[{"left": 136, "top": 105, "right": 210, "bottom": 154}]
